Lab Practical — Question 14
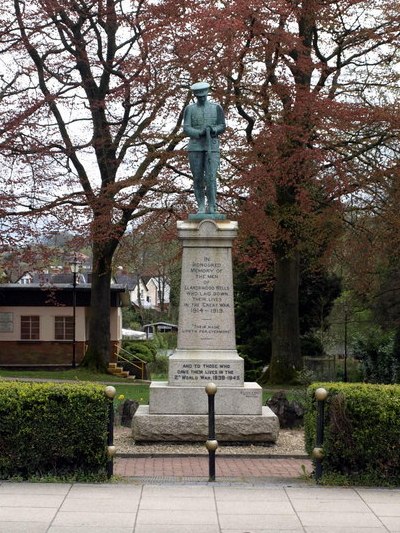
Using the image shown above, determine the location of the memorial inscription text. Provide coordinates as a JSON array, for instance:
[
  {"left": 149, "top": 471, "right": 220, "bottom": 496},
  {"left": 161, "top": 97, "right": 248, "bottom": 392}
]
[
  {"left": 173, "top": 361, "right": 240, "bottom": 382},
  {"left": 181, "top": 255, "right": 233, "bottom": 340}
]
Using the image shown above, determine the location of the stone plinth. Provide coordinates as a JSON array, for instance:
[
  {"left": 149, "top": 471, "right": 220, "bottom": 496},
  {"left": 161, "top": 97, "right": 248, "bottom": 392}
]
[
  {"left": 171, "top": 219, "right": 244, "bottom": 387},
  {"left": 131, "top": 217, "right": 279, "bottom": 443},
  {"left": 149, "top": 381, "right": 262, "bottom": 415},
  {"left": 168, "top": 350, "right": 243, "bottom": 387},
  {"left": 176, "top": 219, "right": 238, "bottom": 351},
  {"left": 133, "top": 405, "right": 279, "bottom": 443}
]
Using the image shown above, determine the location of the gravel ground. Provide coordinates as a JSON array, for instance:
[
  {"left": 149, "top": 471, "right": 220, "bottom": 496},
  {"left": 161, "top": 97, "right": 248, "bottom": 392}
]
[{"left": 114, "top": 426, "right": 307, "bottom": 456}]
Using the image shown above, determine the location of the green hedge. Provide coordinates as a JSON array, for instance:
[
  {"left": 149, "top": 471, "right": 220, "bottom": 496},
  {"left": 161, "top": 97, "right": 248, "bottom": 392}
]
[
  {"left": 305, "top": 382, "right": 400, "bottom": 485},
  {"left": 0, "top": 381, "right": 109, "bottom": 480}
]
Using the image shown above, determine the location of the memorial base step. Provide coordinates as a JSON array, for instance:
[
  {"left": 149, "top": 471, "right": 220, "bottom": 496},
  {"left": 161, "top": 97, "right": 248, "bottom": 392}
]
[
  {"left": 132, "top": 405, "right": 279, "bottom": 443},
  {"left": 149, "top": 381, "right": 262, "bottom": 415}
]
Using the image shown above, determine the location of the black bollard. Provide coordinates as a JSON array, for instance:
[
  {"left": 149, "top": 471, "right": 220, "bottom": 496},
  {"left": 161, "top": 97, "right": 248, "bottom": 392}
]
[
  {"left": 205, "top": 382, "right": 218, "bottom": 482},
  {"left": 104, "top": 386, "right": 117, "bottom": 479},
  {"left": 313, "top": 387, "right": 328, "bottom": 483}
]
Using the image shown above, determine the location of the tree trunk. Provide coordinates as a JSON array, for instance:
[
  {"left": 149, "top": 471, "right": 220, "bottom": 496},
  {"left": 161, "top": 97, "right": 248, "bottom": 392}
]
[
  {"left": 269, "top": 250, "right": 302, "bottom": 383},
  {"left": 81, "top": 241, "right": 113, "bottom": 372}
]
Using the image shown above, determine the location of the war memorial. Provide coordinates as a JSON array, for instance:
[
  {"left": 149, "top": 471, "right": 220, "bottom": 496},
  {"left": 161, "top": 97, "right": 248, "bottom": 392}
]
[{"left": 132, "top": 83, "right": 278, "bottom": 442}]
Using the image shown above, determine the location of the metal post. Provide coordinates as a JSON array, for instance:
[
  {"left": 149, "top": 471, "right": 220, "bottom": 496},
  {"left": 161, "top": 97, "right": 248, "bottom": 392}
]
[
  {"left": 344, "top": 305, "right": 348, "bottom": 382},
  {"left": 72, "top": 269, "right": 77, "bottom": 369},
  {"left": 205, "top": 382, "right": 218, "bottom": 482},
  {"left": 313, "top": 387, "right": 328, "bottom": 483},
  {"left": 70, "top": 255, "right": 80, "bottom": 369},
  {"left": 105, "top": 386, "right": 117, "bottom": 479}
]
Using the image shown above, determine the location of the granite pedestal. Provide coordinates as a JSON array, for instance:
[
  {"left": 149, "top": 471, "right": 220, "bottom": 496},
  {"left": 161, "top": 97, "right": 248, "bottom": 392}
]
[{"left": 132, "top": 218, "right": 279, "bottom": 443}]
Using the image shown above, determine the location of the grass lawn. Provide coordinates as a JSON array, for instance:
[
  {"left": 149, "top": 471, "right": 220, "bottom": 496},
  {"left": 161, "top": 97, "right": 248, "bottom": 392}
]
[
  {"left": 0, "top": 367, "right": 307, "bottom": 407},
  {"left": 0, "top": 367, "right": 143, "bottom": 382}
]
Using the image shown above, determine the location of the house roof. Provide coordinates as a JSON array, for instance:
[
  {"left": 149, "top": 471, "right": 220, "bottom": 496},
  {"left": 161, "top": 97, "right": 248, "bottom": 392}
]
[
  {"left": 143, "top": 322, "right": 178, "bottom": 330},
  {"left": 0, "top": 283, "right": 128, "bottom": 307},
  {"left": 113, "top": 273, "right": 140, "bottom": 290}
]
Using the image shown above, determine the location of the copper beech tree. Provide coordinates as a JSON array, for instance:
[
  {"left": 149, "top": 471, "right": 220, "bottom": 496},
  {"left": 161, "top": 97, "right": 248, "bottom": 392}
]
[
  {"left": 3, "top": 0, "right": 400, "bottom": 380},
  {"left": 0, "top": 0, "right": 192, "bottom": 370},
  {"left": 154, "top": 0, "right": 400, "bottom": 381}
]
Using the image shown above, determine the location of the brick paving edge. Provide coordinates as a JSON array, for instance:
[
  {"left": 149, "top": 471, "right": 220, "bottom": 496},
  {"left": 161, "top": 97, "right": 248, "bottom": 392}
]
[
  {"left": 112, "top": 475, "right": 314, "bottom": 485},
  {"left": 116, "top": 453, "right": 311, "bottom": 459}
]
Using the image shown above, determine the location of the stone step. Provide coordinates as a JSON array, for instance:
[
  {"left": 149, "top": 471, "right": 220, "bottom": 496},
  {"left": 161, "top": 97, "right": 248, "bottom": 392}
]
[
  {"left": 133, "top": 405, "right": 279, "bottom": 443},
  {"left": 107, "top": 364, "right": 130, "bottom": 379},
  {"left": 149, "top": 381, "right": 262, "bottom": 415}
]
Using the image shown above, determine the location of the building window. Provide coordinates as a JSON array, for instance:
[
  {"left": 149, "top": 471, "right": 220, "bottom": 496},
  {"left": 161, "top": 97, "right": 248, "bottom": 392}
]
[
  {"left": 55, "top": 316, "right": 74, "bottom": 340},
  {"left": 21, "top": 316, "right": 40, "bottom": 340},
  {"left": 0, "top": 312, "right": 13, "bottom": 333}
]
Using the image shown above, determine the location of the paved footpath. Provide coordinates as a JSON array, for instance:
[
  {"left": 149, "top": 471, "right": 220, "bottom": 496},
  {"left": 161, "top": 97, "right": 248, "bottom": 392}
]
[
  {"left": 1, "top": 480, "right": 400, "bottom": 532},
  {"left": 115, "top": 456, "right": 312, "bottom": 480}
]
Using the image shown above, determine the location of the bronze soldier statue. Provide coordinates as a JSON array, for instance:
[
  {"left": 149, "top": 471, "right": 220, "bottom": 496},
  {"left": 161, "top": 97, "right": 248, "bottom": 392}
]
[{"left": 183, "top": 82, "right": 226, "bottom": 214}]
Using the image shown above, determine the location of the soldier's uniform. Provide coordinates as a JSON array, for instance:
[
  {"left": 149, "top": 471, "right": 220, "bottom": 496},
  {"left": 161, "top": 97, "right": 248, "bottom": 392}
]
[{"left": 183, "top": 82, "right": 226, "bottom": 214}]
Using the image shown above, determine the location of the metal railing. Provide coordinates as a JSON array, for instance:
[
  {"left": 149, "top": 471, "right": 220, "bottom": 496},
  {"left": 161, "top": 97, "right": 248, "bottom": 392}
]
[{"left": 114, "top": 345, "right": 148, "bottom": 380}]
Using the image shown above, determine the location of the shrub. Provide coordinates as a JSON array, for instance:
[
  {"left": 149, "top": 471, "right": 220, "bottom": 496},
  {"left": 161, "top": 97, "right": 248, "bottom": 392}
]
[
  {"left": 121, "top": 340, "right": 157, "bottom": 362},
  {"left": 237, "top": 346, "right": 264, "bottom": 381},
  {"left": 0, "top": 381, "right": 109, "bottom": 480},
  {"left": 301, "top": 333, "right": 324, "bottom": 357},
  {"left": 305, "top": 382, "right": 400, "bottom": 486},
  {"left": 147, "top": 355, "right": 169, "bottom": 377},
  {"left": 353, "top": 327, "right": 399, "bottom": 383}
]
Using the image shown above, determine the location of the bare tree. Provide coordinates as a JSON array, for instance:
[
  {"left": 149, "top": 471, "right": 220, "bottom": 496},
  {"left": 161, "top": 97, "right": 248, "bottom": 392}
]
[{"left": 0, "top": 0, "right": 189, "bottom": 369}]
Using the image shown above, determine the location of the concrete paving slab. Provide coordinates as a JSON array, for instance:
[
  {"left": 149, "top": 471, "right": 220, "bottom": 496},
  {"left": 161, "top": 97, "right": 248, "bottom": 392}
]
[
  {"left": 290, "top": 497, "right": 371, "bottom": 513},
  {"left": 303, "top": 525, "right": 388, "bottom": 533},
  {"left": 222, "top": 530, "right": 304, "bottom": 533},
  {"left": 357, "top": 488, "right": 400, "bottom": 503},
  {"left": 0, "top": 482, "right": 70, "bottom": 495},
  {"left": 49, "top": 528, "right": 133, "bottom": 533},
  {"left": 142, "top": 484, "right": 214, "bottom": 497},
  {"left": 219, "top": 513, "right": 303, "bottom": 530},
  {"left": 286, "top": 486, "right": 362, "bottom": 499},
  {"left": 0, "top": 523, "right": 49, "bottom": 533},
  {"left": 67, "top": 483, "right": 142, "bottom": 498},
  {"left": 136, "top": 509, "right": 218, "bottom": 526},
  {"left": 0, "top": 494, "right": 65, "bottom": 507},
  {"left": 51, "top": 511, "right": 137, "bottom": 528},
  {"left": 140, "top": 495, "right": 215, "bottom": 511},
  {"left": 379, "top": 516, "right": 400, "bottom": 532},
  {"left": 215, "top": 487, "right": 291, "bottom": 501},
  {"left": 2, "top": 480, "right": 400, "bottom": 533},
  {"left": 298, "top": 510, "right": 383, "bottom": 528},
  {"left": 0, "top": 507, "right": 57, "bottom": 523},
  {"left": 217, "top": 500, "right": 295, "bottom": 515},
  {"left": 135, "top": 526, "right": 220, "bottom": 533},
  {"left": 60, "top": 498, "right": 140, "bottom": 513},
  {"left": 367, "top": 502, "right": 400, "bottom": 516}
]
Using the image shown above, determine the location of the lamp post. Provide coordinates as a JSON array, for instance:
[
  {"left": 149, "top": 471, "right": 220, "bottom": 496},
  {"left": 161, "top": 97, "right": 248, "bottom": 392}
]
[
  {"left": 70, "top": 256, "right": 80, "bottom": 369},
  {"left": 344, "top": 302, "right": 348, "bottom": 383}
]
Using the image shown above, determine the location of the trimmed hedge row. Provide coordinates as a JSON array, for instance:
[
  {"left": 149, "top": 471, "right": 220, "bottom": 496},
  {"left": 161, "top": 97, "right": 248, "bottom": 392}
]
[
  {"left": 305, "top": 382, "right": 400, "bottom": 485},
  {"left": 0, "top": 381, "right": 109, "bottom": 480}
]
